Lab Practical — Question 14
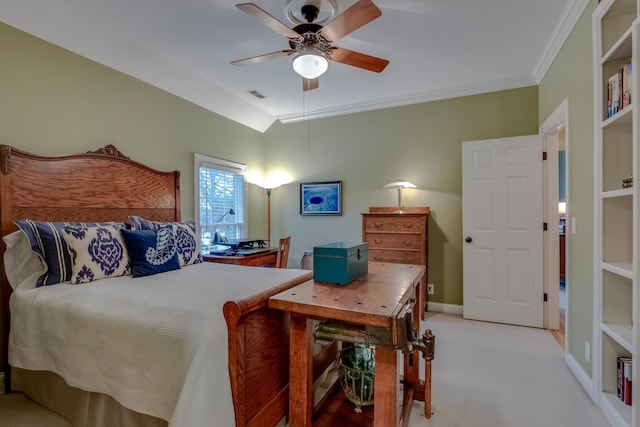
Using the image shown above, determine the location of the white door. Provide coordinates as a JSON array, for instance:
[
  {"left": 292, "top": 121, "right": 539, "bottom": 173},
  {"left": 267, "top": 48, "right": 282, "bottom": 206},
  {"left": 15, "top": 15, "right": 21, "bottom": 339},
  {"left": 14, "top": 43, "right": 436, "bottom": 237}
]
[{"left": 462, "top": 135, "right": 544, "bottom": 328}]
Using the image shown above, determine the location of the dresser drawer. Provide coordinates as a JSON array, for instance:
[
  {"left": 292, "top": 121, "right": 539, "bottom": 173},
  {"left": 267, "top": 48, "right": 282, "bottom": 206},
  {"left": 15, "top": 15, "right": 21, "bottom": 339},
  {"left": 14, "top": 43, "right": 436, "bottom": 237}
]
[
  {"left": 364, "top": 233, "right": 423, "bottom": 250},
  {"left": 368, "top": 249, "right": 423, "bottom": 265},
  {"left": 363, "top": 215, "right": 425, "bottom": 233}
]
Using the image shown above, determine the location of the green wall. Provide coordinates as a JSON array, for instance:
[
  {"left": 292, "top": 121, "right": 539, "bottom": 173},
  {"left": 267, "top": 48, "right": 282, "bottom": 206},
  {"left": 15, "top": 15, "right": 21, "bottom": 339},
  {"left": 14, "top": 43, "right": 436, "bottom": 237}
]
[
  {"left": 538, "top": 0, "right": 596, "bottom": 377},
  {"left": 264, "top": 88, "right": 539, "bottom": 305}
]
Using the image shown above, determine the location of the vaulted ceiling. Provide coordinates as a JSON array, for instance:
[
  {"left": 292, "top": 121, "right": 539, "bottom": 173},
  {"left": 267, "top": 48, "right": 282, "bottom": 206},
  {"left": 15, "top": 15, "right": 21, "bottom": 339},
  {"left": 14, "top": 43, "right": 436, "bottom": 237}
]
[{"left": 4, "top": 0, "right": 586, "bottom": 132}]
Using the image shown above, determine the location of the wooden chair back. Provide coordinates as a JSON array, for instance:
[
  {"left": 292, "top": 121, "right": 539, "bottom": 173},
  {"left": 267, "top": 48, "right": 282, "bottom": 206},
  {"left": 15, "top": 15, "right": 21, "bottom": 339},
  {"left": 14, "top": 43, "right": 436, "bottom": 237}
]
[{"left": 275, "top": 236, "right": 291, "bottom": 268}]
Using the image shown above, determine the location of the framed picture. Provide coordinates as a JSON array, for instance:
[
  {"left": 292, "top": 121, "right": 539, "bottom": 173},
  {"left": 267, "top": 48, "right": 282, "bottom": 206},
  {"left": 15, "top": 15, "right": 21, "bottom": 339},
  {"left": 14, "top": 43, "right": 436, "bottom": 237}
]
[{"left": 300, "top": 181, "right": 342, "bottom": 216}]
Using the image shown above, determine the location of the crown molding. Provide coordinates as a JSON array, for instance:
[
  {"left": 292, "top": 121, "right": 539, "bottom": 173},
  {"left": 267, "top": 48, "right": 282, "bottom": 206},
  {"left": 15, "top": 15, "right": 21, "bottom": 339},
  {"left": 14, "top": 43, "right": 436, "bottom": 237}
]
[
  {"left": 276, "top": 75, "right": 537, "bottom": 124},
  {"left": 533, "top": 0, "right": 590, "bottom": 83}
]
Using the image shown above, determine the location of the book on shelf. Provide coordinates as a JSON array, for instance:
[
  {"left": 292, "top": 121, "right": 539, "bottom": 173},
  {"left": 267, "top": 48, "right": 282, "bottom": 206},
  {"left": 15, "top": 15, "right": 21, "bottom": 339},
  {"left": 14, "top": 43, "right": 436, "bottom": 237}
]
[
  {"left": 608, "top": 73, "right": 614, "bottom": 117},
  {"left": 608, "top": 71, "right": 621, "bottom": 117},
  {"left": 607, "top": 62, "right": 632, "bottom": 118},
  {"left": 622, "top": 62, "right": 632, "bottom": 109},
  {"left": 617, "top": 356, "right": 632, "bottom": 405}
]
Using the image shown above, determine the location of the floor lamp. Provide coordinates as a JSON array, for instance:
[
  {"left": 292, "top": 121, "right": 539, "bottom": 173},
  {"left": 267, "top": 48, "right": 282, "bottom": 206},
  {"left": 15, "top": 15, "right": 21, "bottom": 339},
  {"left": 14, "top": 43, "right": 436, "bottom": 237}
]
[
  {"left": 260, "top": 183, "right": 280, "bottom": 247},
  {"left": 266, "top": 188, "right": 272, "bottom": 247}
]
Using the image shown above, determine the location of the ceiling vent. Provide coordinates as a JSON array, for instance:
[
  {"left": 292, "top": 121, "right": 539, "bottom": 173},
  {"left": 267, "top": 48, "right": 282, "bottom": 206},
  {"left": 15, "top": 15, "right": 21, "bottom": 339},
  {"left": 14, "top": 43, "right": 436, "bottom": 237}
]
[{"left": 247, "top": 89, "right": 267, "bottom": 99}]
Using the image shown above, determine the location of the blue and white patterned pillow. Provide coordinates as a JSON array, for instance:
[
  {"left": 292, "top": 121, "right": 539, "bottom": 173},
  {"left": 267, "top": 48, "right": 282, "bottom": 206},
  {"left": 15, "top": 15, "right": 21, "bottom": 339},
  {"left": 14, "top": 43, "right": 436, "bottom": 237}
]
[
  {"left": 61, "top": 224, "right": 131, "bottom": 284},
  {"left": 120, "top": 226, "right": 181, "bottom": 278},
  {"left": 128, "top": 216, "right": 202, "bottom": 266},
  {"left": 15, "top": 219, "right": 128, "bottom": 286}
]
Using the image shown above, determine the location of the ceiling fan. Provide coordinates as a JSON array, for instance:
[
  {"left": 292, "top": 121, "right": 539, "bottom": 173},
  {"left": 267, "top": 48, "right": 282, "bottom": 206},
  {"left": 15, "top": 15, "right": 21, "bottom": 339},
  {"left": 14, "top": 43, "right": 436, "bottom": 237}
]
[{"left": 231, "top": 0, "right": 389, "bottom": 91}]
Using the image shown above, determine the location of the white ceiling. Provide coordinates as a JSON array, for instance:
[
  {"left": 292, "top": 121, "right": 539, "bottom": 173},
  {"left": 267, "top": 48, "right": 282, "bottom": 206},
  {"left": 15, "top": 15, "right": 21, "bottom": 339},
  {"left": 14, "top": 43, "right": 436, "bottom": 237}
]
[{"left": 3, "top": 0, "right": 587, "bottom": 132}]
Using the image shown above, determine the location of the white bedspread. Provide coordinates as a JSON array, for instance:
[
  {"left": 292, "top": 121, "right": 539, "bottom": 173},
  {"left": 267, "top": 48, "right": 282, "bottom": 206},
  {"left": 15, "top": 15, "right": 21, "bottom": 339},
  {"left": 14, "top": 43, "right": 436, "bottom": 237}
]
[{"left": 9, "top": 262, "right": 311, "bottom": 426}]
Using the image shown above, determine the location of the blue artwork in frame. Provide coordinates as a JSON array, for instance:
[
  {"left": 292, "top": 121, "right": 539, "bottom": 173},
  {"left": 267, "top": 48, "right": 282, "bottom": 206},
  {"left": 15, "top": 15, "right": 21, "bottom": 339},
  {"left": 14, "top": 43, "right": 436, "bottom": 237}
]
[{"left": 300, "top": 181, "right": 342, "bottom": 216}]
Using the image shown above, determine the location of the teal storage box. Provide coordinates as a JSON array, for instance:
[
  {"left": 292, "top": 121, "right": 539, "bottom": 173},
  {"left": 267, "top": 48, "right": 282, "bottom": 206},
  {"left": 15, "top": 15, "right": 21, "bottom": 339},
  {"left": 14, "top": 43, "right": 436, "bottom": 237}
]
[{"left": 313, "top": 242, "right": 368, "bottom": 285}]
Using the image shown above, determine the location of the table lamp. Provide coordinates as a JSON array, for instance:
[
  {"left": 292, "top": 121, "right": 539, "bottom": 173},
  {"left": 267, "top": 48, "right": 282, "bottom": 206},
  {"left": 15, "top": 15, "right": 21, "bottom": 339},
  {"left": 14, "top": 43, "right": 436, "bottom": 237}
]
[
  {"left": 384, "top": 180, "right": 417, "bottom": 213},
  {"left": 213, "top": 208, "right": 235, "bottom": 243}
]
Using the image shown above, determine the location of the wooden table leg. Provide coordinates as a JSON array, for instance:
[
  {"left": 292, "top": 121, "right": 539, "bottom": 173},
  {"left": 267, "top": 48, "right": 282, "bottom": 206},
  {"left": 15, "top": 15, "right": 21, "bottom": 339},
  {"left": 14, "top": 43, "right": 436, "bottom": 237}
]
[
  {"left": 405, "top": 294, "right": 421, "bottom": 388},
  {"left": 425, "top": 359, "right": 432, "bottom": 418},
  {"left": 423, "top": 329, "right": 435, "bottom": 419},
  {"left": 374, "top": 345, "right": 399, "bottom": 427},
  {"left": 289, "top": 314, "right": 313, "bottom": 427}
]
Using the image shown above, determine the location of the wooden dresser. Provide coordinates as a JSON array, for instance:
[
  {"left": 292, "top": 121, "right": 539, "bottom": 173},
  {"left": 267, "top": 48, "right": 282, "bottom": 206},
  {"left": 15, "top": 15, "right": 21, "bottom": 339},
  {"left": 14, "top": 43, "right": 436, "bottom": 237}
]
[{"left": 362, "top": 206, "right": 429, "bottom": 312}]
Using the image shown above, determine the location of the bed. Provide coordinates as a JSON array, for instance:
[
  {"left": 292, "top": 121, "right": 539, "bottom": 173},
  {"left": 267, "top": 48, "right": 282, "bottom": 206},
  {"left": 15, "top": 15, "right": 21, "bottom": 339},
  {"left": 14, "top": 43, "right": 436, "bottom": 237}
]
[{"left": 0, "top": 145, "right": 335, "bottom": 427}]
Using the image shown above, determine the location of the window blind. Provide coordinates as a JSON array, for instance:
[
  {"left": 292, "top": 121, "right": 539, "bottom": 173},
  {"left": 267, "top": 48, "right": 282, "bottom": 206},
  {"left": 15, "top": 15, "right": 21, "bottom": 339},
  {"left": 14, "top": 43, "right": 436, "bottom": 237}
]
[{"left": 194, "top": 154, "right": 247, "bottom": 253}]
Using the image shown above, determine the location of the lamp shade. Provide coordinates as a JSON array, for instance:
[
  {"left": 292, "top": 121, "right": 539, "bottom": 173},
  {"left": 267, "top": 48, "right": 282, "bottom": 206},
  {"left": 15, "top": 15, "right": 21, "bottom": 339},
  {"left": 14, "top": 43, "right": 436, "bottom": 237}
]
[
  {"left": 383, "top": 180, "right": 417, "bottom": 189},
  {"left": 292, "top": 52, "right": 328, "bottom": 79}
]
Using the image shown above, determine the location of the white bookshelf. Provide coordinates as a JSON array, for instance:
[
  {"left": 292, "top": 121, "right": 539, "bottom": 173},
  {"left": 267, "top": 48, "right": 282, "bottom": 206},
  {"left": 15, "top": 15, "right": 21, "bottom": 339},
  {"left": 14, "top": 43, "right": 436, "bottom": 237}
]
[{"left": 594, "top": 0, "right": 638, "bottom": 426}]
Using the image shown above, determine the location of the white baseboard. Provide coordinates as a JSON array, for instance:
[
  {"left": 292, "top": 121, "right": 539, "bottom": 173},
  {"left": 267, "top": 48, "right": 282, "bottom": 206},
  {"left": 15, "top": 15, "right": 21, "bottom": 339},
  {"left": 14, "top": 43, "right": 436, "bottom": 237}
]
[
  {"left": 426, "top": 302, "right": 463, "bottom": 315},
  {"left": 566, "top": 352, "right": 596, "bottom": 403}
]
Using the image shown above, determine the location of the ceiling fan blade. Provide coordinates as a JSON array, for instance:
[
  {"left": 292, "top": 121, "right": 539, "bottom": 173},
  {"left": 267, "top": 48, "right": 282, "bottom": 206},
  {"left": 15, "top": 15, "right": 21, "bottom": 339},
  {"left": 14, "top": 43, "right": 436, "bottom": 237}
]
[
  {"left": 328, "top": 47, "right": 389, "bottom": 73},
  {"left": 318, "top": 0, "right": 382, "bottom": 43},
  {"left": 303, "top": 78, "right": 319, "bottom": 91},
  {"left": 231, "top": 50, "right": 296, "bottom": 66},
  {"left": 236, "top": 3, "right": 302, "bottom": 40}
]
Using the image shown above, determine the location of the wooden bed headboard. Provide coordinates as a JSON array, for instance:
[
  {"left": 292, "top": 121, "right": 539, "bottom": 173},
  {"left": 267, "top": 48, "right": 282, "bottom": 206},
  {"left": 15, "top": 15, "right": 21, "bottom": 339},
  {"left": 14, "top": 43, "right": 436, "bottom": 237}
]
[{"left": 0, "top": 144, "right": 181, "bottom": 387}]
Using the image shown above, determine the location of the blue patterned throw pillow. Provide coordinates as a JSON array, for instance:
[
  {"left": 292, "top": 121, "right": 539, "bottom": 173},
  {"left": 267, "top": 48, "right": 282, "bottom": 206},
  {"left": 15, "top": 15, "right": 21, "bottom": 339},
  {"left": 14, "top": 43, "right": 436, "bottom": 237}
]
[
  {"left": 61, "top": 224, "right": 131, "bottom": 284},
  {"left": 121, "top": 226, "right": 181, "bottom": 278},
  {"left": 128, "top": 216, "right": 202, "bottom": 267},
  {"left": 15, "top": 220, "right": 128, "bottom": 286}
]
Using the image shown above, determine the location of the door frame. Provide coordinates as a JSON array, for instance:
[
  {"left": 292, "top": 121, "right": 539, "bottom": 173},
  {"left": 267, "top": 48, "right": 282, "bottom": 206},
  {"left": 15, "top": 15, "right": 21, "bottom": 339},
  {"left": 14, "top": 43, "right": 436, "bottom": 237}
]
[{"left": 540, "top": 98, "right": 569, "bottom": 357}]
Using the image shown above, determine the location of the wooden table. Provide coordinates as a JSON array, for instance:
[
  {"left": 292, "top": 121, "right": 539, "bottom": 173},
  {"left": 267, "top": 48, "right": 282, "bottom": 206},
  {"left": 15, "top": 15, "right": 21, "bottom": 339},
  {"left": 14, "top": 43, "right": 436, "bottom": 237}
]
[
  {"left": 269, "top": 262, "right": 427, "bottom": 427},
  {"left": 202, "top": 248, "right": 278, "bottom": 267}
]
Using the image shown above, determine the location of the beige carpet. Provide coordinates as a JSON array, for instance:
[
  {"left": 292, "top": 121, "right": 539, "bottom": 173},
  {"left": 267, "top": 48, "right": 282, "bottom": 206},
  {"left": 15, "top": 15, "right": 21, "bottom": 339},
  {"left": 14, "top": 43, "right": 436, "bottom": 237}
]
[
  {"left": 407, "top": 312, "right": 610, "bottom": 427},
  {"left": 0, "top": 392, "right": 71, "bottom": 427}
]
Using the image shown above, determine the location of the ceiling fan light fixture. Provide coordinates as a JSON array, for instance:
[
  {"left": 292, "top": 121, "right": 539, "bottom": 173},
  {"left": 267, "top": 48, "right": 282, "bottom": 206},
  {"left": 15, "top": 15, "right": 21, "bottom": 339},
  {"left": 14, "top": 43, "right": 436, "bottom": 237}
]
[{"left": 292, "top": 52, "right": 328, "bottom": 79}]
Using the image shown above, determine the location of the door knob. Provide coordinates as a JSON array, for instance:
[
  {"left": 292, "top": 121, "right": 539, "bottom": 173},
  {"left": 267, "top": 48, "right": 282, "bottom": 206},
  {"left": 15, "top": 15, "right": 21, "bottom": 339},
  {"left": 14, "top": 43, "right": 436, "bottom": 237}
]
[{"left": 465, "top": 236, "right": 472, "bottom": 243}]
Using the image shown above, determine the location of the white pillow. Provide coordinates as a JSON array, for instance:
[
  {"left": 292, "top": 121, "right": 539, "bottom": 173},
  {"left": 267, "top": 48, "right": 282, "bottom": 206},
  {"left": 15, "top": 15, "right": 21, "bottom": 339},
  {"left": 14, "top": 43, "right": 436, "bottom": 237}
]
[
  {"left": 3, "top": 230, "right": 47, "bottom": 290},
  {"left": 62, "top": 224, "right": 131, "bottom": 284}
]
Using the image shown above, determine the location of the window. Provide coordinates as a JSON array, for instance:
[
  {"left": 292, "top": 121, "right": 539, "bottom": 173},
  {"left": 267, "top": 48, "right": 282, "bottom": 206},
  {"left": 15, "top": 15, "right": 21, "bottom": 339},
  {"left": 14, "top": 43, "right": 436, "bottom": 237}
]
[{"left": 194, "top": 154, "right": 247, "bottom": 254}]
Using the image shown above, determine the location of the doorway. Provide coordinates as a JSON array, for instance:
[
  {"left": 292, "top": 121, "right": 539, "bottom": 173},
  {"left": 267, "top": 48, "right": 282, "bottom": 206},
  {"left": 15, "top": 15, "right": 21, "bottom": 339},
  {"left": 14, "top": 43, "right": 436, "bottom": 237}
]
[
  {"left": 540, "top": 99, "right": 569, "bottom": 352},
  {"left": 557, "top": 130, "right": 567, "bottom": 348},
  {"left": 460, "top": 100, "right": 569, "bottom": 340}
]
